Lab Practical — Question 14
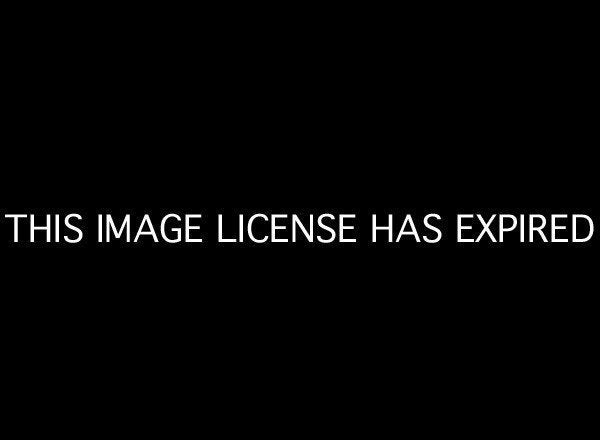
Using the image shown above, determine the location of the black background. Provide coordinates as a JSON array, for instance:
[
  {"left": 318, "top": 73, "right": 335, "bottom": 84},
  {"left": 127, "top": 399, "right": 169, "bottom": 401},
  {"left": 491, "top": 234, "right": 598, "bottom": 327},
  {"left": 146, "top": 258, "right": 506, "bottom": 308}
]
[{"left": 1, "top": 6, "right": 597, "bottom": 434}]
